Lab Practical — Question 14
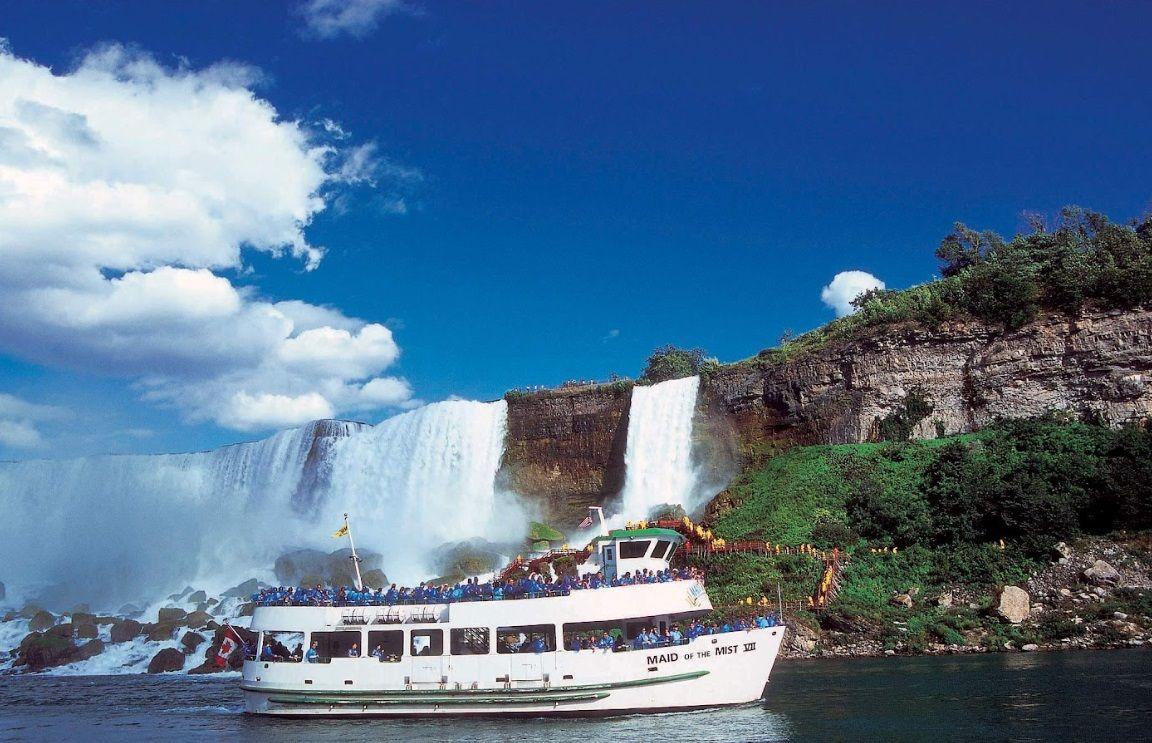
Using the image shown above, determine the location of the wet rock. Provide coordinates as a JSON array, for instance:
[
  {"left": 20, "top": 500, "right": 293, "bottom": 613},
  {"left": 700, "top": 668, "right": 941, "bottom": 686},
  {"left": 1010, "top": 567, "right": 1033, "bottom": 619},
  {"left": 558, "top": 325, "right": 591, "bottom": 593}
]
[
  {"left": 18, "top": 603, "right": 45, "bottom": 620},
  {"left": 221, "top": 579, "right": 262, "bottom": 599},
  {"left": 361, "top": 569, "right": 388, "bottom": 590},
  {"left": 181, "top": 631, "right": 206, "bottom": 653},
  {"left": 146, "top": 648, "right": 186, "bottom": 674},
  {"left": 1021, "top": 643, "right": 1039, "bottom": 652},
  {"left": 71, "top": 612, "right": 96, "bottom": 625},
  {"left": 46, "top": 623, "right": 73, "bottom": 640},
  {"left": 188, "top": 659, "right": 225, "bottom": 675},
  {"left": 158, "top": 607, "right": 187, "bottom": 624},
  {"left": 274, "top": 548, "right": 386, "bottom": 589},
  {"left": 118, "top": 603, "right": 141, "bottom": 616},
  {"left": 76, "top": 639, "right": 104, "bottom": 661},
  {"left": 20, "top": 632, "right": 79, "bottom": 670},
  {"left": 144, "top": 622, "right": 179, "bottom": 642},
  {"left": 788, "top": 623, "right": 820, "bottom": 653},
  {"left": 184, "top": 610, "right": 213, "bottom": 629},
  {"left": 109, "top": 619, "right": 142, "bottom": 643},
  {"left": 187, "top": 590, "right": 207, "bottom": 604},
  {"left": 1083, "top": 560, "right": 1121, "bottom": 586},
  {"left": 75, "top": 623, "right": 99, "bottom": 640},
  {"left": 28, "top": 610, "right": 56, "bottom": 632},
  {"left": 238, "top": 602, "right": 255, "bottom": 618},
  {"left": 996, "top": 586, "right": 1030, "bottom": 624}
]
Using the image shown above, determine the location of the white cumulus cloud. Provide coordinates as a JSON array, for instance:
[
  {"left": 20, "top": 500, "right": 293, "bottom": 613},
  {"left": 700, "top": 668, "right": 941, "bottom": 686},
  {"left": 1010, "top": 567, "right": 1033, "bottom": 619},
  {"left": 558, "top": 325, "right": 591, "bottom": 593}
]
[
  {"left": 0, "top": 393, "right": 67, "bottom": 449},
  {"left": 821, "top": 270, "right": 886, "bottom": 317},
  {"left": 299, "top": 0, "right": 412, "bottom": 39},
  {"left": 0, "top": 44, "right": 415, "bottom": 433}
]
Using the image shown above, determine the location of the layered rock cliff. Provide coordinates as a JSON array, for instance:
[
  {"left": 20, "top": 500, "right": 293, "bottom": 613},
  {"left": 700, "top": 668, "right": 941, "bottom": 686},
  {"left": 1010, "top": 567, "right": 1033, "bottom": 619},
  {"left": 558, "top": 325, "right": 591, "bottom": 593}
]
[
  {"left": 497, "top": 384, "right": 632, "bottom": 525},
  {"left": 501, "top": 307, "right": 1152, "bottom": 523},
  {"left": 704, "top": 306, "right": 1152, "bottom": 453}
]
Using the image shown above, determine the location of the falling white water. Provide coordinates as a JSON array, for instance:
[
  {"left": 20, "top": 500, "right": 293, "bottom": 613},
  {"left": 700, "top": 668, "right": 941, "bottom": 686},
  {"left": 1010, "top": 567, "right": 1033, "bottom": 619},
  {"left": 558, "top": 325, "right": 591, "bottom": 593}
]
[
  {"left": 324, "top": 399, "right": 517, "bottom": 583},
  {"left": 617, "top": 375, "right": 701, "bottom": 520},
  {"left": 0, "top": 401, "right": 516, "bottom": 611}
]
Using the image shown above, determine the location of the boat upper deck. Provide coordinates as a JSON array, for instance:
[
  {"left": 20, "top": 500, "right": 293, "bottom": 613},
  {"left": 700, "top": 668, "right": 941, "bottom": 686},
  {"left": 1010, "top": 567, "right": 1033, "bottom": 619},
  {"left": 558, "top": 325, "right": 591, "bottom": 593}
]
[{"left": 251, "top": 578, "right": 713, "bottom": 631}]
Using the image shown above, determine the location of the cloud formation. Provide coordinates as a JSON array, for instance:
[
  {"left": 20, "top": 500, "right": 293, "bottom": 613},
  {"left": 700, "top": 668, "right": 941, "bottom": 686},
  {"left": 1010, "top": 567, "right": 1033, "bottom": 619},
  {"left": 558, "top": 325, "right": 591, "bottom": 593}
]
[
  {"left": 299, "top": 0, "right": 412, "bottom": 39},
  {"left": 821, "top": 270, "right": 886, "bottom": 317},
  {"left": 0, "top": 393, "right": 66, "bottom": 449},
  {"left": 0, "top": 44, "right": 414, "bottom": 432}
]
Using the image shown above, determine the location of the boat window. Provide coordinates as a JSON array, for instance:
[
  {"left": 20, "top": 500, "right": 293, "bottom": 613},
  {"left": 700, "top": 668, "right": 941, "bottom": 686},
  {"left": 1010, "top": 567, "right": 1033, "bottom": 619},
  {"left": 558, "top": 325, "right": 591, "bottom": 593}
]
[
  {"left": 652, "top": 539, "right": 673, "bottom": 559},
  {"left": 259, "top": 631, "right": 304, "bottom": 662},
  {"left": 367, "top": 630, "right": 404, "bottom": 662},
  {"left": 496, "top": 625, "right": 556, "bottom": 654},
  {"left": 619, "top": 540, "right": 651, "bottom": 559},
  {"left": 411, "top": 629, "right": 443, "bottom": 657},
  {"left": 311, "top": 630, "right": 361, "bottom": 659},
  {"left": 450, "top": 627, "right": 490, "bottom": 655}
]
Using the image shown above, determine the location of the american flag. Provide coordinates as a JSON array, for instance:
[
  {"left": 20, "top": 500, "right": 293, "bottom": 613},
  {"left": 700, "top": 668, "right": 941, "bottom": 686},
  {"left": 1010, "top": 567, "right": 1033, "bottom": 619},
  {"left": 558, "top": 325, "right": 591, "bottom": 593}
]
[{"left": 578, "top": 513, "right": 594, "bottom": 529}]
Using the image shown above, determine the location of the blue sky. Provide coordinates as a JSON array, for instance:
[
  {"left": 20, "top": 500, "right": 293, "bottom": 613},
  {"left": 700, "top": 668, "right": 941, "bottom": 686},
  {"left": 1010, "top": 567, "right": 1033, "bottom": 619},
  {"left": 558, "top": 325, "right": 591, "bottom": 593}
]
[{"left": 0, "top": 0, "right": 1150, "bottom": 458}]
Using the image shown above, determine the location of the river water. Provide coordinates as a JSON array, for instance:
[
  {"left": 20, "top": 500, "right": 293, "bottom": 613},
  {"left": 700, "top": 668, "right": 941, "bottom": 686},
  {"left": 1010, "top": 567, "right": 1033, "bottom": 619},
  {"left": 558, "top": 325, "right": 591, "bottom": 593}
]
[{"left": 2, "top": 650, "right": 1149, "bottom": 741}]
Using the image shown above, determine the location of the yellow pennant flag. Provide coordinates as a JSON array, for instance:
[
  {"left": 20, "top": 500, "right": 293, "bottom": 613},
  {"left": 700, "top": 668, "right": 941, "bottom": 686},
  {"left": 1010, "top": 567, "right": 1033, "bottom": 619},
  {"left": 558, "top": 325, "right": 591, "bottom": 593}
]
[{"left": 332, "top": 524, "right": 349, "bottom": 538}]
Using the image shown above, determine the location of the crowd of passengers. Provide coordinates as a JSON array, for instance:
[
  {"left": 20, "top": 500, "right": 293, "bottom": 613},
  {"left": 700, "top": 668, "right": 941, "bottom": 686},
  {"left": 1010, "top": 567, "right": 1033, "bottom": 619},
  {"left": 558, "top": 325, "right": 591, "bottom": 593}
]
[
  {"left": 252, "top": 567, "right": 707, "bottom": 607},
  {"left": 570, "top": 614, "right": 780, "bottom": 652}
]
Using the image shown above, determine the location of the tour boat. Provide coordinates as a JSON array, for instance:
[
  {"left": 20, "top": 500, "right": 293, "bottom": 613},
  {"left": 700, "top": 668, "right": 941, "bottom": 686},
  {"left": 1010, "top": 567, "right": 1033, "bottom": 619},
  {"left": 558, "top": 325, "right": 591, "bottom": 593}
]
[{"left": 240, "top": 524, "right": 784, "bottom": 717}]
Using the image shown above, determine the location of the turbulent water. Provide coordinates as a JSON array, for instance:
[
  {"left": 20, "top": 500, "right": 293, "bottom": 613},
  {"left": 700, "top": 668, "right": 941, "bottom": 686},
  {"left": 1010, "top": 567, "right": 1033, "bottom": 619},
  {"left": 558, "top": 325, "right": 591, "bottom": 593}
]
[
  {"left": 0, "top": 401, "right": 516, "bottom": 610},
  {"left": 617, "top": 376, "right": 701, "bottom": 520}
]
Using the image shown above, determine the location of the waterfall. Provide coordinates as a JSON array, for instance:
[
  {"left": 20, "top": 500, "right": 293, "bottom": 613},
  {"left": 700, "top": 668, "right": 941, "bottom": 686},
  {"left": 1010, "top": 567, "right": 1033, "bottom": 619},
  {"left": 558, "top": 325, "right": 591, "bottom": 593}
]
[
  {"left": 0, "top": 402, "right": 514, "bottom": 609},
  {"left": 617, "top": 375, "right": 701, "bottom": 520},
  {"left": 324, "top": 399, "right": 515, "bottom": 583}
]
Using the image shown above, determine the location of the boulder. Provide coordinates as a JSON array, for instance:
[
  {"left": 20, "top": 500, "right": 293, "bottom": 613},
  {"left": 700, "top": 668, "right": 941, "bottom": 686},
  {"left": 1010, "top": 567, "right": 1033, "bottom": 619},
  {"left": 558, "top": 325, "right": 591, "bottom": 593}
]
[
  {"left": 1083, "top": 560, "right": 1121, "bottom": 586},
  {"left": 1054, "top": 542, "right": 1073, "bottom": 559},
  {"left": 1021, "top": 643, "right": 1039, "bottom": 652},
  {"left": 76, "top": 639, "right": 104, "bottom": 661},
  {"left": 936, "top": 591, "right": 954, "bottom": 608},
  {"left": 28, "top": 610, "right": 56, "bottom": 632},
  {"left": 109, "top": 619, "right": 142, "bottom": 643},
  {"left": 20, "top": 632, "right": 79, "bottom": 671},
  {"left": 361, "top": 569, "right": 389, "bottom": 590},
  {"left": 430, "top": 539, "right": 503, "bottom": 581},
  {"left": 181, "top": 631, "right": 206, "bottom": 653},
  {"left": 75, "top": 623, "right": 99, "bottom": 640},
  {"left": 46, "top": 623, "right": 73, "bottom": 640},
  {"left": 188, "top": 659, "right": 225, "bottom": 675},
  {"left": 274, "top": 548, "right": 386, "bottom": 589},
  {"left": 996, "top": 586, "right": 1031, "bottom": 624},
  {"left": 187, "top": 590, "right": 207, "bottom": 605},
  {"left": 185, "top": 610, "right": 213, "bottom": 629},
  {"left": 146, "top": 648, "right": 186, "bottom": 674},
  {"left": 788, "top": 622, "right": 820, "bottom": 653},
  {"left": 71, "top": 612, "right": 96, "bottom": 625},
  {"left": 18, "top": 603, "right": 45, "bottom": 620},
  {"left": 70, "top": 603, "right": 90, "bottom": 615},
  {"left": 144, "top": 622, "right": 179, "bottom": 642},
  {"left": 118, "top": 603, "right": 142, "bottom": 616},
  {"left": 238, "top": 602, "right": 255, "bottom": 618},
  {"left": 890, "top": 593, "right": 914, "bottom": 608},
  {"left": 158, "top": 607, "right": 187, "bottom": 624},
  {"left": 221, "top": 579, "right": 262, "bottom": 599}
]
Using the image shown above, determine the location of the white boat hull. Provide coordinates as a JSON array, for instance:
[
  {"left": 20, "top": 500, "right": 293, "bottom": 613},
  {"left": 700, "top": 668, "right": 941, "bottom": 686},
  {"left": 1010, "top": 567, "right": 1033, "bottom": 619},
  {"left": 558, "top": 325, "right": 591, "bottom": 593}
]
[{"left": 242, "top": 626, "right": 783, "bottom": 717}]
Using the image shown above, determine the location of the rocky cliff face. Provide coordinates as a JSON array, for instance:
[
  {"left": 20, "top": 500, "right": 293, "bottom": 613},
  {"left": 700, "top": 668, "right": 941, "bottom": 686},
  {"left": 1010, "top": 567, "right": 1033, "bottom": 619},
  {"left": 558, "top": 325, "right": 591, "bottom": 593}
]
[
  {"left": 498, "top": 384, "right": 632, "bottom": 526},
  {"left": 703, "top": 307, "right": 1152, "bottom": 452},
  {"left": 501, "top": 308, "right": 1152, "bottom": 525}
]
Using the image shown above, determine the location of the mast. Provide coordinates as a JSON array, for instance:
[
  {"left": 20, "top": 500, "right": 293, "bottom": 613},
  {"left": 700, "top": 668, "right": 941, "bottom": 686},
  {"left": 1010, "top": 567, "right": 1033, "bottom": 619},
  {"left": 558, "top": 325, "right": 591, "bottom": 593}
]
[{"left": 343, "top": 512, "right": 364, "bottom": 592}]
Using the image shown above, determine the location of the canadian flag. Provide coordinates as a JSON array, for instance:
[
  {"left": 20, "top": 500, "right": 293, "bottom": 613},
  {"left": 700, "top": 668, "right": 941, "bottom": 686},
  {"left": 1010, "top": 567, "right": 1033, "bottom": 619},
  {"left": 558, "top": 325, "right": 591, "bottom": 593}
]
[{"left": 215, "top": 624, "right": 243, "bottom": 668}]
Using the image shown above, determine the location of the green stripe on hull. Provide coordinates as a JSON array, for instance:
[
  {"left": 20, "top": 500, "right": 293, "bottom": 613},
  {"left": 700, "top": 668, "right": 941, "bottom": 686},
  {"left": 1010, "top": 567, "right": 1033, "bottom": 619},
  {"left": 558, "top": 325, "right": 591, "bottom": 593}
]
[
  {"left": 266, "top": 691, "right": 610, "bottom": 706},
  {"left": 242, "top": 669, "right": 708, "bottom": 700}
]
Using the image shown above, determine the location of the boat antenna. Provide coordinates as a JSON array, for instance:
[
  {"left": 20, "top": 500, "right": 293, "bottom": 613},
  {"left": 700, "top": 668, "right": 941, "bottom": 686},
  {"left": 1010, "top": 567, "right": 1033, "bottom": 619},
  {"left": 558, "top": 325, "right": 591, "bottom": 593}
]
[{"left": 343, "top": 512, "right": 365, "bottom": 592}]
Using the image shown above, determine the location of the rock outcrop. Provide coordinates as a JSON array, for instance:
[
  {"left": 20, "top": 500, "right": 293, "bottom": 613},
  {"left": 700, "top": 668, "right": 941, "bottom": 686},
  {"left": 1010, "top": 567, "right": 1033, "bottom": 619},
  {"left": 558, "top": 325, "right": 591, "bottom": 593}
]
[
  {"left": 146, "top": 648, "right": 186, "bottom": 674},
  {"left": 703, "top": 307, "right": 1152, "bottom": 451},
  {"left": 499, "top": 383, "right": 632, "bottom": 525}
]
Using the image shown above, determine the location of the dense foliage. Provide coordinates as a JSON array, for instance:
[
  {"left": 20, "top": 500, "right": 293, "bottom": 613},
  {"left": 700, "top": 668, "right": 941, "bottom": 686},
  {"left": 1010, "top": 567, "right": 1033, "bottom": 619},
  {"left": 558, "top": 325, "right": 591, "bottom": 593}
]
[
  {"left": 638, "top": 345, "right": 709, "bottom": 384},
  {"left": 756, "top": 208, "right": 1152, "bottom": 364}
]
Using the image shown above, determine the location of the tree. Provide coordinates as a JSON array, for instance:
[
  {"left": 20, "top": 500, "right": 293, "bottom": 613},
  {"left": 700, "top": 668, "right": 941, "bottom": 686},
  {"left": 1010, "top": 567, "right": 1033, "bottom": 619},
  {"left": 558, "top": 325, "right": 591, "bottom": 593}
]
[{"left": 638, "top": 345, "right": 707, "bottom": 384}]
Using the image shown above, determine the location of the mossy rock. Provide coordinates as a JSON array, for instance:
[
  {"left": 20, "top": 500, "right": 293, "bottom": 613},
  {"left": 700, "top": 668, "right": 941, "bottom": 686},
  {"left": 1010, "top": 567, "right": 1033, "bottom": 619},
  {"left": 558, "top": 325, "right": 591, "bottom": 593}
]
[{"left": 529, "top": 522, "right": 566, "bottom": 542}]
